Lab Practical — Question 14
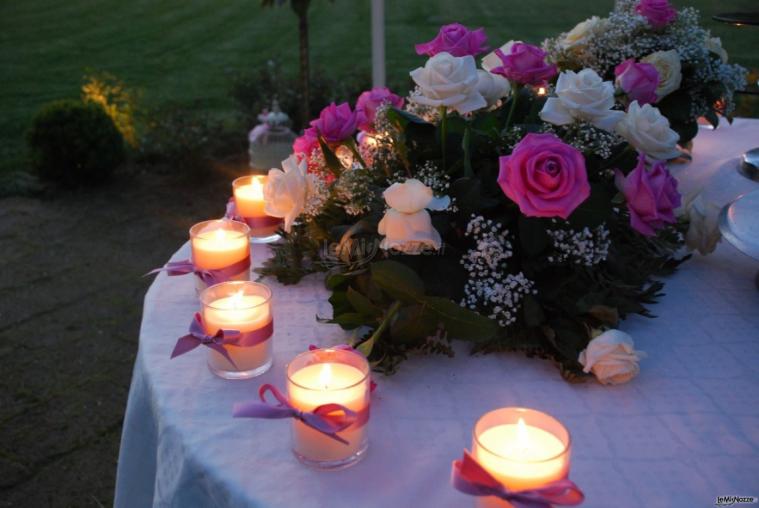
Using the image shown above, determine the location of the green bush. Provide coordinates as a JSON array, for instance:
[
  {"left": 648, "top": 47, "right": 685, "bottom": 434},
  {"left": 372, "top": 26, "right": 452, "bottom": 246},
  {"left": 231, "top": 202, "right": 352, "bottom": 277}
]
[
  {"left": 138, "top": 102, "right": 225, "bottom": 179},
  {"left": 27, "top": 100, "right": 125, "bottom": 187}
]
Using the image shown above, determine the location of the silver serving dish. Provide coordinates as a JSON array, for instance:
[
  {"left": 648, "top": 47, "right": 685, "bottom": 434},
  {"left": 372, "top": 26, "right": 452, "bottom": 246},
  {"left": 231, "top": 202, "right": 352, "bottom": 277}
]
[
  {"left": 740, "top": 147, "right": 759, "bottom": 182},
  {"left": 719, "top": 189, "right": 759, "bottom": 288}
]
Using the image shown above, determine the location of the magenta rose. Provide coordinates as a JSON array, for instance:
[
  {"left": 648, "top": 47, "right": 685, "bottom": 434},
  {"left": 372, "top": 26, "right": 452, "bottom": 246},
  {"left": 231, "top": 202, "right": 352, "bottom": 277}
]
[
  {"left": 615, "top": 59, "right": 659, "bottom": 105},
  {"left": 292, "top": 126, "right": 319, "bottom": 157},
  {"left": 490, "top": 43, "right": 558, "bottom": 86},
  {"left": 615, "top": 152, "right": 681, "bottom": 236},
  {"left": 415, "top": 23, "right": 489, "bottom": 57},
  {"left": 309, "top": 102, "right": 358, "bottom": 144},
  {"left": 355, "top": 88, "right": 404, "bottom": 133},
  {"left": 636, "top": 0, "right": 677, "bottom": 28},
  {"left": 498, "top": 133, "right": 590, "bottom": 219}
]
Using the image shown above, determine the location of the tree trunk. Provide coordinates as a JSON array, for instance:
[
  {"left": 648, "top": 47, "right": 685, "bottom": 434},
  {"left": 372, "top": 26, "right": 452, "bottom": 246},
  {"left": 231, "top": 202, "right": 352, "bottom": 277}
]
[{"left": 293, "top": 1, "right": 311, "bottom": 129}]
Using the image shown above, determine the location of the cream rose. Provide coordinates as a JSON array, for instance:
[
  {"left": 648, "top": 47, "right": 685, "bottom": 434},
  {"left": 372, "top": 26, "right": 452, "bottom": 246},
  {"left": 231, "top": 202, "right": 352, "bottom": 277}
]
[
  {"left": 481, "top": 40, "right": 521, "bottom": 72},
  {"left": 378, "top": 179, "right": 450, "bottom": 254},
  {"left": 539, "top": 68, "right": 624, "bottom": 131},
  {"left": 264, "top": 154, "right": 309, "bottom": 233},
  {"left": 410, "top": 52, "right": 486, "bottom": 115},
  {"left": 684, "top": 194, "right": 721, "bottom": 255},
  {"left": 561, "top": 16, "right": 605, "bottom": 50},
  {"left": 705, "top": 36, "right": 728, "bottom": 63},
  {"left": 579, "top": 329, "right": 645, "bottom": 385},
  {"left": 615, "top": 101, "right": 680, "bottom": 160},
  {"left": 641, "top": 49, "right": 682, "bottom": 100},
  {"left": 476, "top": 69, "right": 511, "bottom": 108}
]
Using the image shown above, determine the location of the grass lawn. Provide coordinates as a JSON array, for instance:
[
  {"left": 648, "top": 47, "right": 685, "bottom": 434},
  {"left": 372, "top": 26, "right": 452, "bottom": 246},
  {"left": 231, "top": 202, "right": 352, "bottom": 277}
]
[{"left": 2, "top": 0, "right": 758, "bottom": 178}]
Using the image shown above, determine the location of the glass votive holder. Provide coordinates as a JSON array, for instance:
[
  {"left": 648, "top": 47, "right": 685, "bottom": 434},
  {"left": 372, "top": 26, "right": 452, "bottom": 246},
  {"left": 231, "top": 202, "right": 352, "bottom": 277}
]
[
  {"left": 472, "top": 407, "right": 571, "bottom": 508},
  {"left": 199, "top": 281, "right": 273, "bottom": 379},
  {"left": 232, "top": 175, "right": 282, "bottom": 244},
  {"left": 190, "top": 219, "right": 251, "bottom": 292},
  {"left": 286, "top": 347, "right": 371, "bottom": 470}
]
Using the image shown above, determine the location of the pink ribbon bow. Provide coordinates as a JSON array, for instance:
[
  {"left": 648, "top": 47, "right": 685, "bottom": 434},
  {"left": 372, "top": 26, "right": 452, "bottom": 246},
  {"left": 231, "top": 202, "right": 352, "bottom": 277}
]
[
  {"left": 233, "top": 384, "right": 359, "bottom": 445},
  {"left": 452, "top": 450, "right": 584, "bottom": 508},
  {"left": 147, "top": 256, "right": 251, "bottom": 286},
  {"left": 171, "top": 313, "right": 274, "bottom": 369}
]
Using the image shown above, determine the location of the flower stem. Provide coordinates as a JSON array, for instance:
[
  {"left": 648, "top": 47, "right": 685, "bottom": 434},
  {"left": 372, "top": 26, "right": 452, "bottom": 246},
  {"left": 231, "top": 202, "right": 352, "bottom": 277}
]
[
  {"left": 439, "top": 105, "right": 447, "bottom": 172},
  {"left": 504, "top": 83, "right": 520, "bottom": 132},
  {"left": 356, "top": 300, "right": 401, "bottom": 358}
]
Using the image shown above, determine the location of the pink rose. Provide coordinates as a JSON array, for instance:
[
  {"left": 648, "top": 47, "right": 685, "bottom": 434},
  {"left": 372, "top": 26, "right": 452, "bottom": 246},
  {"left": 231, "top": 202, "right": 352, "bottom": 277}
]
[
  {"left": 292, "top": 126, "right": 319, "bottom": 157},
  {"left": 355, "top": 88, "right": 404, "bottom": 133},
  {"left": 415, "top": 23, "right": 489, "bottom": 57},
  {"left": 615, "top": 59, "right": 659, "bottom": 105},
  {"left": 309, "top": 102, "right": 358, "bottom": 144},
  {"left": 636, "top": 0, "right": 677, "bottom": 28},
  {"left": 615, "top": 152, "right": 681, "bottom": 236},
  {"left": 489, "top": 42, "right": 558, "bottom": 86},
  {"left": 498, "top": 133, "right": 590, "bottom": 219}
]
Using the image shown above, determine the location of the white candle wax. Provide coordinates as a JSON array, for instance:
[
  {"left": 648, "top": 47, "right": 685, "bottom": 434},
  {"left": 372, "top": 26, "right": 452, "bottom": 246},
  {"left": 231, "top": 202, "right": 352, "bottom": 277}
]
[
  {"left": 202, "top": 293, "right": 271, "bottom": 374},
  {"left": 473, "top": 418, "right": 569, "bottom": 508},
  {"left": 288, "top": 362, "right": 369, "bottom": 463}
]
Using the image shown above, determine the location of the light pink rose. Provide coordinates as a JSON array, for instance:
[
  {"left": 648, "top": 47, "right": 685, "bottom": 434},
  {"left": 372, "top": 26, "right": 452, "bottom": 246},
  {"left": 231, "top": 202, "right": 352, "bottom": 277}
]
[
  {"left": 615, "top": 59, "right": 660, "bottom": 105},
  {"left": 415, "top": 23, "right": 489, "bottom": 57},
  {"left": 498, "top": 133, "right": 590, "bottom": 219},
  {"left": 309, "top": 102, "right": 358, "bottom": 144},
  {"left": 615, "top": 152, "right": 681, "bottom": 236},
  {"left": 636, "top": 0, "right": 677, "bottom": 28},
  {"left": 489, "top": 42, "right": 558, "bottom": 86},
  {"left": 355, "top": 88, "right": 404, "bottom": 133}
]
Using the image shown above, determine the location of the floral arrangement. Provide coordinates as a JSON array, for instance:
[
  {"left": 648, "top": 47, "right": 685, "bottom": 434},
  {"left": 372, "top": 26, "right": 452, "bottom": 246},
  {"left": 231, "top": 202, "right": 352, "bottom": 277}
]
[
  {"left": 257, "top": 18, "right": 707, "bottom": 385},
  {"left": 544, "top": 0, "right": 746, "bottom": 146}
]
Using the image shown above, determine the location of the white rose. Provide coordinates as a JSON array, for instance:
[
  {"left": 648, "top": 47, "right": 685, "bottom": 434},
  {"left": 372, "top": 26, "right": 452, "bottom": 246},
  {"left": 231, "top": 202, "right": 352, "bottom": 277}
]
[
  {"left": 705, "top": 36, "right": 728, "bottom": 63},
  {"left": 578, "top": 329, "right": 645, "bottom": 385},
  {"left": 476, "top": 70, "right": 511, "bottom": 108},
  {"left": 263, "top": 154, "right": 309, "bottom": 233},
  {"left": 641, "top": 50, "right": 682, "bottom": 100},
  {"left": 410, "top": 52, "right": 486, "bottom": 115},
  {"left": 615, "top": 101, "right": 680, "bottom": 161},
  {"left": 684, "top": 194, "right": 721, "bottom": 255},
  {"left": 378, "top": 179, "right": 450, "bottom": 254},
  {"left": 561, "top": 16, "right": 604, "bottom": 50},
  {"left": 481, "top": 40, "right": 521, "bottom": 72},
  {"left": 539, "top": 68, "right": 624, "bottom": 131}
]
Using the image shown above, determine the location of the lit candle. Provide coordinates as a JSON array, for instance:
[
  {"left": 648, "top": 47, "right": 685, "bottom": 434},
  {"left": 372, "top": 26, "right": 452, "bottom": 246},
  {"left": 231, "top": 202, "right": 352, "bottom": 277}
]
[
  {"left": 190, "top": 219, "right": 250, "bottom": 290},
  {"left": 472, "top": 408, "right": 571, "bottom": 507},
  {"left": 200, "top": 281, "right": 273, "bottom": 379},
  {"left": 287, "top": 348, "right": 370, "bottom": 469},
  {"left": 232, "top": 175, "right": 282, "bottom": 239},
  {"left": 536, "top": 86, "right": 547, "bottom": 96}
]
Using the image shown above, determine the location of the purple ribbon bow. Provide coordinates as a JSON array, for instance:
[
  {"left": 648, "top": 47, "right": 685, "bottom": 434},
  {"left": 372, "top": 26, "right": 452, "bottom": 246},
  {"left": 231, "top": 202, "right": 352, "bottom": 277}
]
[
  {"left": 233, "top": 384, "right": 358, "bottom": 445},
  {"left": 172, "top": 313, "right": 274, "bottom": 369},
  {"left": 249, "top": 123, "right": 269, "bottom": 143},
  {"left": 452, "top": 451, "right": 584, "bottom": 508},
  {"left": 147, "top": 256, "right": 251, "bottom": 286},
  {"left": 225, "top": 198, "right": 283, "bottom": 229}
]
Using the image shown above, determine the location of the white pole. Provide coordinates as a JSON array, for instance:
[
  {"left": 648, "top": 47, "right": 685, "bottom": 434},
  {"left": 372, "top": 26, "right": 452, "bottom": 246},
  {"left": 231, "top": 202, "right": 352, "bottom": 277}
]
[{"left": 371, "top": 0, "right": 386, "bottom": 88}]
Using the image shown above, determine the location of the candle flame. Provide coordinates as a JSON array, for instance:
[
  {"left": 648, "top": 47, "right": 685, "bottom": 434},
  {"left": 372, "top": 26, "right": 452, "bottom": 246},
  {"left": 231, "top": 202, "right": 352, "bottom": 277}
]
[
  {"left": 537, "top": 86, "right": 547, "bottom": 96},
  {"left": 250, "top": 176, "right": 265, "bottom": 200},
  {"left": 516, "top": 417, "right": 530, "bottom": 451},
  {"left": 230, "top": 290, "right": 244, "bottom": 309},
  {"left": 318, "top": 363, "right": 332, "bottom": 389}
]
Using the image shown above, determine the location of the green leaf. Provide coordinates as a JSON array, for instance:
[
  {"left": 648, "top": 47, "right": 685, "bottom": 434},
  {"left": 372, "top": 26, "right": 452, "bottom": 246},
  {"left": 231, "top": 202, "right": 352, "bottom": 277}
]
[
  {"left": 346, "top": 287, "right": 382, "bottom": 318},
  {"left": 522, "top": 294, "right": 546, "bottom": 327},
  {"left": 385, "top": 107, "right": 430, "bottom": 128},
  {"left": 325, "top": 272, "right": 348, "bottom": 290},
  {"left": 328, "top": 290, "right": 352, "bottom": 316},
  {"left": 420, "top": 296, "right": 497, "bottom": 341},
  {"left": 318, "top": 136, "right": 343, "bottom": 176},
  {"left": 587, "top": 304, "right": 619, "bottom": 326},
  {"left": 518, "top": 216, "right": 550, "bottom": 256},
  {"left": 370, "top": 260, "right": 425, "bottom": 303},
  {"left": 329, "top": 312, "right": 367, "bottom": 330},
  {"left": 567, "top": 183, "right": 613, "bottom": 228},
  {"left": 389, "top": 304, "right": 437, "bottom": 345}
]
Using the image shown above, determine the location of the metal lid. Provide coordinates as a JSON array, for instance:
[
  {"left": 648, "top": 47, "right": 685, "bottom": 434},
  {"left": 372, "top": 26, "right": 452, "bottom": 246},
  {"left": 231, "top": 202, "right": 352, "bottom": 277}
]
[
  {"left": 719, "top": 189, "right": 759, "bottom": 260},
  {"left": 740, "top": 147, "right": 759, "bottom": 182}
]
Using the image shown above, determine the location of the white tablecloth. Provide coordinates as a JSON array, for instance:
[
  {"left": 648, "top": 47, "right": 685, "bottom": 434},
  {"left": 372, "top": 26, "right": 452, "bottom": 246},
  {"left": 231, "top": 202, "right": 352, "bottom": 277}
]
[{"left": 115, "top": 121, "right": 759, "bottom": 508}]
